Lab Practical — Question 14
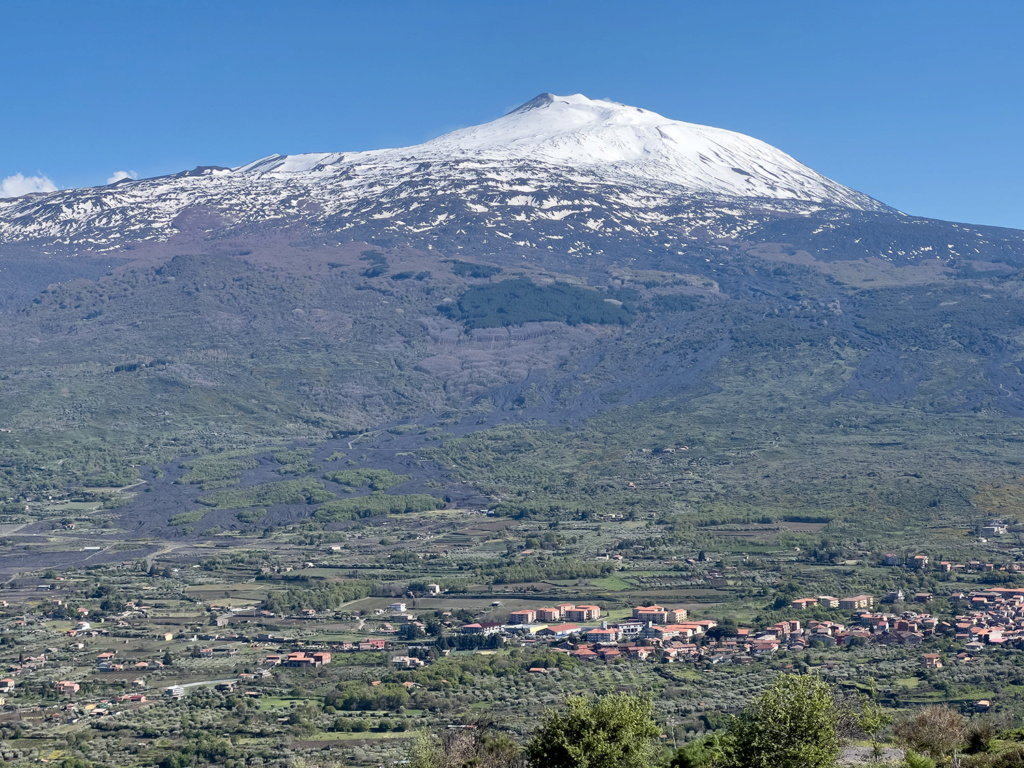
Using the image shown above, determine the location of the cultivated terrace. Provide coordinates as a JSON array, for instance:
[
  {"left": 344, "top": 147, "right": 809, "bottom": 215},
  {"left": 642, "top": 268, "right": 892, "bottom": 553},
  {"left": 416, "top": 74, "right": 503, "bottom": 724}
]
[{"left": 4, "top": 501, "right": 1024, "bottom": 767}]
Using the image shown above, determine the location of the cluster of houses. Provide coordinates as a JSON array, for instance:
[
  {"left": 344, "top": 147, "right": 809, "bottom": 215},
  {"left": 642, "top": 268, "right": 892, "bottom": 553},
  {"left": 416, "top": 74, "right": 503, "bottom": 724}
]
[
  {"left": 456, "top": 604, "right": 733, "bottom": 660},
  {"left": 790, "top": 595, "right": 870, "bottom": 611},
  {"left": 529, "top": 609, "right": 955, "bottom": 663},
  {"left": 264, "top": 651, "right": 332, "bottom": 667},
  {"left": 444, "top": 591, "right": 1024, "bottom": 664},
  {"left": 95, "top": 651, "right": 167, "bottom": 673},
  {"left": 881, "top": 531, "right": 1024, "bottom": 574},
  {"left": 945, "top": 588, "right": 1024, "bottom": 649}
]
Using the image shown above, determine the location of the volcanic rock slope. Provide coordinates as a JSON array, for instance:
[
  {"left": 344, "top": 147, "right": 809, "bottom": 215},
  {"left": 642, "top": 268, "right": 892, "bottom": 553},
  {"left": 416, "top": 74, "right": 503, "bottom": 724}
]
[{"left": 1, "top": 93, "right": 1024, "bottom": 506}]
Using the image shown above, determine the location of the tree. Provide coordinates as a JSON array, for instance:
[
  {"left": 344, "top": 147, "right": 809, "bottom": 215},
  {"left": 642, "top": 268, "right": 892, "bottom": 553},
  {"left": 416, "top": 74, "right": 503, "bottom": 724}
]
[
  {"left": 399, "top": 623, "right": 425, "bottom": 641},
  {"left": 670, "top": 732, "right": 732, "bottom": 768},
  {"left": 706, "top": 617, "right": 738, "bottom": 641},
  {"left": 895, "top": 705, "right": 965, "bottom": 760},
  {"left": 407, "top": 731, "right": 443, "bottom": 768},
  {"left": 407, "top": 728, "right": 523, "bottom": 768},
  {"left": 966, "top": 718, "right": 997, "bottom": 754},
  {"left": 857, "top": 680, "right": 892, "bottom": 761},
  {"left": 525, "top": 692, "right": 660, "bottom": 768},
  {"left": 728, "top": 673, "right": 841, "bottom": 768}
]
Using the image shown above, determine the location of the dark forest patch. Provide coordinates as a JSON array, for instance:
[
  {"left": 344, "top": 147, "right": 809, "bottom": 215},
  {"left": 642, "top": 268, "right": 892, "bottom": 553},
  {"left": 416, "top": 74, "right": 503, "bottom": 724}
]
[{"left": 439, "top": 278, "right": 634, "bottom": 329}]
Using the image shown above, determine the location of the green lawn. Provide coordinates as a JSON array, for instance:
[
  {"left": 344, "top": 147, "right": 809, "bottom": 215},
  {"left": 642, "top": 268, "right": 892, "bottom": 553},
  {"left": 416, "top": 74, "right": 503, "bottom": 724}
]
[{"left": 591, "top": 574, "right": 635, "bottom": 591}]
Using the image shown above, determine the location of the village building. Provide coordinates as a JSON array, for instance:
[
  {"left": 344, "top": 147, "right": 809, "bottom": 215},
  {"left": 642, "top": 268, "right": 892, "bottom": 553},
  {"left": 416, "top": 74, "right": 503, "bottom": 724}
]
[
  {"left": 536, "top": 623, "right": 581, "bottom": 638},
  {"left": 564, "top": 605, "right": 601, "bottom": 622},
  {"left": 632, "top": 605, "right": 667, "bottom": 622},
  {"left": 585, "top": 627, "right": 620, "bottom": 644},
  {"left": 839, "top": 595, "right": 874, "bottom": 611},
  {"left": 461, "top": 622, "right": 502, "bottom": 635}
]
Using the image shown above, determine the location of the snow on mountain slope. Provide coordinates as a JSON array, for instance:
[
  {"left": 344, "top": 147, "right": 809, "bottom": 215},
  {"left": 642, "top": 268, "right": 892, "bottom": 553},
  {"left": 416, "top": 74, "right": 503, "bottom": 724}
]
[
  {"left": 0, "top": 93, "right": 888, "bottom": 250},
  {"left": 240, "top": 93, "right": 882, "bottom": 210}
]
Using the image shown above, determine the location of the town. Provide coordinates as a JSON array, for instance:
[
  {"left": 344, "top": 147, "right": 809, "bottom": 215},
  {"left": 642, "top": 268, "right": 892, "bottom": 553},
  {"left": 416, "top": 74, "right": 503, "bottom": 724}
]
[{"left": 2, "top": 497, "right": 1024, "bottom": 768}]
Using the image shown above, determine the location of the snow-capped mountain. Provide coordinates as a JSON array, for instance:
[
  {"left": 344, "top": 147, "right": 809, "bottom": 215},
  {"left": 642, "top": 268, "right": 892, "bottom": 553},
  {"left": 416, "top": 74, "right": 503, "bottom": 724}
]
[
  {"left": 0, "top": 94, "right": 888, "bottom": 251},
  {"left": 239, "top": 93, "right": 882, "bottom": 208}
]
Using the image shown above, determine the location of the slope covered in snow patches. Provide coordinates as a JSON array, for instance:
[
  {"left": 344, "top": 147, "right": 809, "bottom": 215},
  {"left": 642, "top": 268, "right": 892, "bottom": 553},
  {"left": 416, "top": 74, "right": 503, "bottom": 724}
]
[
  {"left": 238, "top": 93, "right": 885, "bottom": 211},
  {"left": 0, "top": 93, "right": 889, "bottom": 248}
]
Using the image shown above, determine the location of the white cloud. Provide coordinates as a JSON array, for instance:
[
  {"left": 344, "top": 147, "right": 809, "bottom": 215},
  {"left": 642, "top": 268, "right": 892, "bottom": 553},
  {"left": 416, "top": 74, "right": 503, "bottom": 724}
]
[
  {"left": 106, "top": 170, "right": 138, "bottom": 184},
  {"left": 0, "top": 172, "right": 58, "bottom": 198}
]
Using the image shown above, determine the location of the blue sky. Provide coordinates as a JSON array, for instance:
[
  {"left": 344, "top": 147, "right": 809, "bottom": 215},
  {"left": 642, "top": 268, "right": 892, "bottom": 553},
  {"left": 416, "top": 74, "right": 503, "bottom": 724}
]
[{"left": 3, "top": 0, "right": 1022, "bottom": 228}]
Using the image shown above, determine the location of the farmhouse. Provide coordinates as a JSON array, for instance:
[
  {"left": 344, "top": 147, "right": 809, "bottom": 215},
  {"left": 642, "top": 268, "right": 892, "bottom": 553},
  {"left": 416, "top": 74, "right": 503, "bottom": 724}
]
[{"left": 283, "top": 651, "right": 331, "bottom": 667}]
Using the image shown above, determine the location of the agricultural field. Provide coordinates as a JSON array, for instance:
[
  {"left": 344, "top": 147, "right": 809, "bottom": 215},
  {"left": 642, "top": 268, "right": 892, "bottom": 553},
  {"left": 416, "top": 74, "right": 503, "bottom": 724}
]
[{"left": 4, "top": 453, "right": 1024, "bottom": 768}]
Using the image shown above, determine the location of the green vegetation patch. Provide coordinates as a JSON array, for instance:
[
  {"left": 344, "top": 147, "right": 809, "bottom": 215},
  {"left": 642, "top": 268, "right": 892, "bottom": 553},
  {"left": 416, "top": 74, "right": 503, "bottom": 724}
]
[
  {"left": 198, "top": 478, "right": 334, "bottom": 509},
  {"left": 439, "top": 278, "right": 634, "bottom": 329},
  {"left": 178, "top": 450, "right": 261, "bottom": 487},
  {"left": 652, "top": 294, "right": 700, "bottom": 312},
  {"left": 324, "top": 469, "right": 411, "bottom": 491},
  {"left": 236, "top": 508, "right": 268, "bottom": 524},
  {"left": 81, "top": 468, "right": 140, "bottom": 488},
  {"left": 260, "top": 579, "right": 372, "bottom": 613},
  {"left": 446, "top": 259, "right": 502, "bottom": 279},
  {"left": 360, "top": 250, "right": 388, "bottom": 278},
  {"left": 313, "top": 493, "right": 444, "bottom": 522},
  {"left": 272, "top": 447, "right": 320, "bottom": 475},
  {"left": 170, "top": 509, "right": 208, "bottom": 526}
]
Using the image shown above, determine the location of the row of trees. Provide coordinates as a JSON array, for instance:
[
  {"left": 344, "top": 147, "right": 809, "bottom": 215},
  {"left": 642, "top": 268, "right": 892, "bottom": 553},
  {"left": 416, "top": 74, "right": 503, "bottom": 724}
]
[{"left": 406, "top": 673, "right": 1010, "bottom": 768}]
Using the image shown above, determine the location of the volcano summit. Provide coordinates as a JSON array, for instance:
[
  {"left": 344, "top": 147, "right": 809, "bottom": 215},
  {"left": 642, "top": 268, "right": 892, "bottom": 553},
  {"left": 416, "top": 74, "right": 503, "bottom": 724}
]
[{"left": 0, "top": 94, "right": 888, "bottom": 251}]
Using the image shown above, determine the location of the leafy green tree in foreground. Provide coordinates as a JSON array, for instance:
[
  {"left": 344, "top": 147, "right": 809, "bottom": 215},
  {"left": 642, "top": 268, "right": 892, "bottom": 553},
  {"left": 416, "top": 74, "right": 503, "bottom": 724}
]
[
  {"left": 728, "top": 673, "right": 841, "bottom": 768},
  {"left": 525, "top": 692, "right": 660, "bottom": 768}
]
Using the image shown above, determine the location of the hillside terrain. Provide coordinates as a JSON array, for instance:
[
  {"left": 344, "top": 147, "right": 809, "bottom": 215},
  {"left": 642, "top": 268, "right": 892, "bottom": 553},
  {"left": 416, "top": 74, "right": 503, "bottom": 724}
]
[
  {"left": 3, "top": 94, "right": 1024, "bottom": 767},
  {"left": 0, "top": 95, "right": 1023, "bottom": 541}
]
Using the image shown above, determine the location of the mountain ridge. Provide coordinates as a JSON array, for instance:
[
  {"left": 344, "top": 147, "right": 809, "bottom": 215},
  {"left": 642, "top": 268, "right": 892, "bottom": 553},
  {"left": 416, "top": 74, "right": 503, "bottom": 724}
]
[
  {"left": 0, "top": 93, "right": 890, "bottom": 250},
  {"left": 1, "top": 92, "right": 1024, "bottom": 523}
]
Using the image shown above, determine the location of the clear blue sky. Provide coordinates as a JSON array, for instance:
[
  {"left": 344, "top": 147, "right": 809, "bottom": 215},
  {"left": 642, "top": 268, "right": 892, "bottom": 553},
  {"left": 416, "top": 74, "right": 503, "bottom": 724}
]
[{"left": 3, "top": 0, "right": 1022, "bottom": 229}]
